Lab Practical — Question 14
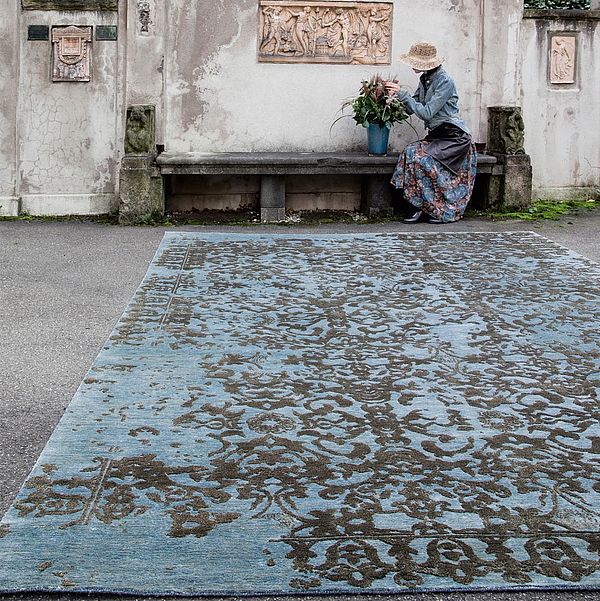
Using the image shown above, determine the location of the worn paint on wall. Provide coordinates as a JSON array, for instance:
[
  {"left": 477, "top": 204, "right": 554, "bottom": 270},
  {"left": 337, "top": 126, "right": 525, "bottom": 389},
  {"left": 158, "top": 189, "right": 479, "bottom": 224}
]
[
  {"left": 521, "top": 17, "right": 599, "bottom": 198},
  {"left": 164, "top": 0, "right": 483, "bottom": 154}
]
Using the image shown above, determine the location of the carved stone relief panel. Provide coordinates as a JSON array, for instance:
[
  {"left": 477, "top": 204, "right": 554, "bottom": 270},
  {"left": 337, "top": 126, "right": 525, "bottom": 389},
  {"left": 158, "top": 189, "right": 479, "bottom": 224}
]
[
  {"left": 549, "top": 34, "right": 576, "bottom": 85},
  {"left": 258, "top": 1, "right": 393, "bottom": 64},
  {"left": 137, "top": 0, "right": 155, "bottom": 36},
  {"left": 51, "top": 25, "right": 92, "bottom": 82}
]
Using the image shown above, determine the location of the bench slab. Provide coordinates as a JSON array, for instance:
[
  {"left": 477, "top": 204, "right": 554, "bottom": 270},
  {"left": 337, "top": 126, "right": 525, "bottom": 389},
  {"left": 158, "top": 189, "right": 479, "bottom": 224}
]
[{"left": 156, "top": 152, "right": 499, "bottom": 175}]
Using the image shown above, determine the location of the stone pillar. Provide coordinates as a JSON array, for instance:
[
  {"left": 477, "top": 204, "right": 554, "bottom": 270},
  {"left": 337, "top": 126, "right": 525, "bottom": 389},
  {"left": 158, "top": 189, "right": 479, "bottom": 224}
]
[
  {"left": 361, "top": 176, "right": 393, "bottom": 219},
  {"left": 487, "top": 106, "right": 533, "bottom": 211},
  {"left": 119, "top": 155, "right": 164, "bottom": 225},
  {"left": 260, "top": 175, "right": 286, "bottom": 222},
  {"left": 118, "top": 105, "right": 164, "bottom": 224}
]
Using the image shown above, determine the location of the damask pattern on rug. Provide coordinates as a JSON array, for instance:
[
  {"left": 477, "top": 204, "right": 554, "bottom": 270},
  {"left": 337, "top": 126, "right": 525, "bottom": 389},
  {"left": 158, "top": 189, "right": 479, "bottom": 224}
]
[{"left": 0, "top": 232, "right": 598, "bottom": 594}]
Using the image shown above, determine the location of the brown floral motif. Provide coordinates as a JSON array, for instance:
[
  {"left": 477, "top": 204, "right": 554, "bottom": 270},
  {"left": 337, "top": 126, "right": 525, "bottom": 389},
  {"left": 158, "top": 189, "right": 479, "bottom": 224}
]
[
  {"left": 526, "top": 537, "right": 598, "bottom": 582},
  {"left": 247, "top": 412, "right": 296, "bottom": 434},
  {"left": 422, "top": 538, "right": 487, "bottom": 584},
  {"left": 15, "top": 455, "right": 238, "bottom": 538}
]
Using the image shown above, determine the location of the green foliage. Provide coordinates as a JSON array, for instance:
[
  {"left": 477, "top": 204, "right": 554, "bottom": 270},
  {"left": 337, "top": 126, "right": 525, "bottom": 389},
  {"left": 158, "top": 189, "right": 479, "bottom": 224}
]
[
  {"left": 524, "top": 0, "right": 590, "bottom": 9},
  {"left": 472, "top": 199, "right": 598, "bottom": 221},
  {"left": 338, "top": 75, "right": 409, "bottom": 130}
]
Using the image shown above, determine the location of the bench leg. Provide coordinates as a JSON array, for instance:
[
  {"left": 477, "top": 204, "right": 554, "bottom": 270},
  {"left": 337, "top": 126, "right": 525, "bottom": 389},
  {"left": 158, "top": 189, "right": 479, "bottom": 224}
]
[
  {"left": 260, "top": 175, "right": 286, "bottom": 222},
  {"left": 361, "top": 175, "right": 393, "bottom": 219}
]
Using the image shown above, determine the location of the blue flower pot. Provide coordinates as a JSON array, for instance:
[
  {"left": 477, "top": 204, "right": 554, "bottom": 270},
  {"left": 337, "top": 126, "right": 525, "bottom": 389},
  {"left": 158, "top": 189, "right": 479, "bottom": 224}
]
[{"left": 367, "top": 123, "right": 390, "bottom": 156}]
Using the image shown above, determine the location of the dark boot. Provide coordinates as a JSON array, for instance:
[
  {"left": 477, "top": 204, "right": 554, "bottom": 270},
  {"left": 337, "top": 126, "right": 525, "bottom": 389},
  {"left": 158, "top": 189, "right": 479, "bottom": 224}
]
[{"left": 403, "top": 210, "right": 428, "bottom": 223}]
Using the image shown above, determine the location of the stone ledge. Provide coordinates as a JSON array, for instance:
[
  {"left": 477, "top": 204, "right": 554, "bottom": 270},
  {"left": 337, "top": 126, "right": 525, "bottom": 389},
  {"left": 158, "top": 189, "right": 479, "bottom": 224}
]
[
  {"left": 523, "top": 9, "right": 600, "bottom": 20},
  {"left": 156, "top": 152, "right": 498, "bottom": 175},
  {"left": 22, "top": 0, "right": 118, "bottom": 10}
]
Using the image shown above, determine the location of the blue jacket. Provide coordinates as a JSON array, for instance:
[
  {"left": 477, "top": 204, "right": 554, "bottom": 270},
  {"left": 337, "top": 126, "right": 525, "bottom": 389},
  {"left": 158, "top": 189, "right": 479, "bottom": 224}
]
[{"left": 397, "top": 67, "right": 470, "bottom": 135}]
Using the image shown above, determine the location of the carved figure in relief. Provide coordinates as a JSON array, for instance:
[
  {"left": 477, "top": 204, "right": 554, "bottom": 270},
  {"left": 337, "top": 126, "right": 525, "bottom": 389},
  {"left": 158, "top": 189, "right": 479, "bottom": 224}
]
[
  {"left": 125, "top": 107, "right": 153, "bottom": 154},
  {"left": 138, "top": 0, "right": 152, "bottom": 34},
  {"left": 308, "top": 7, "right": 323, "bottom": 55},
  {"left": 261, "top": 6, "right": 286, "bottom": 54},
  {"left": 321, "top": 8, "right": 347, "bottom": 56},
  {"left": 551, "top": 38, "right": 573, "bottom": 82},
  {"left": 367, "top": 8, "right": 388, "bottom": 57},
  {"left": 288, "top": 7, "right": 315, "bottom": 56}
]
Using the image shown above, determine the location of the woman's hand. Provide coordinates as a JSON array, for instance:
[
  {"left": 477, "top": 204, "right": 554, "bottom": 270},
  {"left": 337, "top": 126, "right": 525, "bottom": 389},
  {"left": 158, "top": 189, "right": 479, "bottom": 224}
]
[{"left": 383, "top": 80, "right": 400, "bottom": 96}]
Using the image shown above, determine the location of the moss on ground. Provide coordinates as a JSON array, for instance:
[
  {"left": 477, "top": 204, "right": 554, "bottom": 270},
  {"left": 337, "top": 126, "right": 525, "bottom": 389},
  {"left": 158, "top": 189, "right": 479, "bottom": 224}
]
[
  {"left": 467, "top": 198, "right": 598, "bottom": 222},
  {"left": 1, "top": 198, "right": 597, "bottom": 226}
]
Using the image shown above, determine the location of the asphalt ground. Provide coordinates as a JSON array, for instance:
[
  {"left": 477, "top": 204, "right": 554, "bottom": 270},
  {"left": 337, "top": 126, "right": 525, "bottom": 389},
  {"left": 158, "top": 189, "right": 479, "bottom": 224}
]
[{"left": 1, "top": 211, "right": 599, "bottom": 601}]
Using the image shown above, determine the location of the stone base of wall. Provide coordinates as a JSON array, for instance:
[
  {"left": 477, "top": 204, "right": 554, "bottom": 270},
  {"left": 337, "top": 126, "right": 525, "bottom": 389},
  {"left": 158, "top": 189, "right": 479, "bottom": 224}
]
[
  {"left": 533, "top": 186, "right": 598, "bottom": 201},
  {"left": 20, "top": 194, "right": 117, "bottom": 216},
  {"left": 0, "top": 197, "right": 20, "bottom": 217}
]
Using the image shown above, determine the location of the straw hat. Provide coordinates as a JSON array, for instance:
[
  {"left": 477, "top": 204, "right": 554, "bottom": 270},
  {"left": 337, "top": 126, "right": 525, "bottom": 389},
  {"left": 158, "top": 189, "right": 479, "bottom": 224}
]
[{"left": 399, "top": 42, "right": 445, "bottom": 71}]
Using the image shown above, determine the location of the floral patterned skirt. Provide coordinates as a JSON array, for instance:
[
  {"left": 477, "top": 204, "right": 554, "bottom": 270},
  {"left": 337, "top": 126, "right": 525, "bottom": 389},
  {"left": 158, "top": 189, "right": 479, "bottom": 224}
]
[{"left": 391, "top": 141, "right": 478, "bottom": 223}]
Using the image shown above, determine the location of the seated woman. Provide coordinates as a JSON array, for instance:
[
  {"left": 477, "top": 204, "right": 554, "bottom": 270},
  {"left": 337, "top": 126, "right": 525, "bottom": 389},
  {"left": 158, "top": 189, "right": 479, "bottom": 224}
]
[{"left": 385, "top": 42, "right": 477, "bottom": 224}]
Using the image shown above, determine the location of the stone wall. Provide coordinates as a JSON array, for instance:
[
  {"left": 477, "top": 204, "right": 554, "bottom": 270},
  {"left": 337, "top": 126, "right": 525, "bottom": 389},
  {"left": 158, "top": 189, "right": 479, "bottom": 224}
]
[
  {"left": 0, "top": 2, "right": 598, "bottom": 216},
  {"left": 521, "top": 9, "right": 600, "bottom": 199},
  {"left": 19, "top": 9, "right": 120, "bottom": 215}
]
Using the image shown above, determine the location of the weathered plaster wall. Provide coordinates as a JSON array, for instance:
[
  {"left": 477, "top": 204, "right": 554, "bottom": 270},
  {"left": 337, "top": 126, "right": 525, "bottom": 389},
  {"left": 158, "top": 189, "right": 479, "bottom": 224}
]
[
  {"left": 18, "top": 10, "right": 119, "bottom": 215},
  {"left": 0, "top": 0, "right": 19, "bottom": 216},
  {"left": 125, "top": 0, "right": 165, "bottom": 143},
  {"left": 521, "top": 13, "right": 600, "bottom": 199},
  {"left": 479, "top": 0, "right": 523, "bottom": 139},
  {"left": 163, "top": 0, "right": 490, "bottom": 154}
]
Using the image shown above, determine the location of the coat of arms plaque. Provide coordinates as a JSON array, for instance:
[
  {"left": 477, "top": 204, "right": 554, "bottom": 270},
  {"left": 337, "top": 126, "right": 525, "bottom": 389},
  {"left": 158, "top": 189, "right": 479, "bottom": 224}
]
[{"left": 51, "top": 25, "right": 92, "bottom": 82}]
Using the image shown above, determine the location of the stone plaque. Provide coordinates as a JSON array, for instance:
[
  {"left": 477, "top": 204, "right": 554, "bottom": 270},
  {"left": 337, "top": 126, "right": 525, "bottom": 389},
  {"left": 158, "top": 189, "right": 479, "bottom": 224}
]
[
  {"left": 28, "top": 25, "right": 50, "bottom": 41},
  {"left": 258, "top": 1, "right": 393, "bottom": 64},
  {"left": 550, "top": 34, "right": 576, "bottom": 84},
  {"left": 52, "top": 26, "right": 92, "bottom": 82},
  {"left": 96, "top": 25, "right": 117, "bottom": 41}
]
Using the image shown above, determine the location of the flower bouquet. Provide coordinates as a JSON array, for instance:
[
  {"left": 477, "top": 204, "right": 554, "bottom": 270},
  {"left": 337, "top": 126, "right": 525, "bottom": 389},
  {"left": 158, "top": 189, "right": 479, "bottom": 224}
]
[
  {"left": 333, "top": 74, "right": 410, "bottom": 155},
  {"left": 346, "top": 74, "right": 408, "bottom": 129}
]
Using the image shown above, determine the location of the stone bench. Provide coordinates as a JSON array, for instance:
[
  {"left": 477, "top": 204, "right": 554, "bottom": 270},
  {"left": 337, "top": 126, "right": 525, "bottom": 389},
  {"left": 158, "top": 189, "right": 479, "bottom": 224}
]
[{"left": 155, "top": 151, "right": 501, "bottom": 222}]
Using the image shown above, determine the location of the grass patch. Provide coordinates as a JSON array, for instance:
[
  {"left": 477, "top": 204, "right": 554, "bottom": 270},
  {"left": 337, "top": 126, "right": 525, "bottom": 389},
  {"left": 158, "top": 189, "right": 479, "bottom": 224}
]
[{"left": 468, "top": 198, "right": 598, "bottom": 221}]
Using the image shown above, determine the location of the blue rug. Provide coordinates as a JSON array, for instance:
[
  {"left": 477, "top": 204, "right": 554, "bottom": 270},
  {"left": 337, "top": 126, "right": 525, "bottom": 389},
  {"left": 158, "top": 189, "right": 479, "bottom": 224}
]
[{"left": 0, "top": 232, "right": 598, "bottom": 595}]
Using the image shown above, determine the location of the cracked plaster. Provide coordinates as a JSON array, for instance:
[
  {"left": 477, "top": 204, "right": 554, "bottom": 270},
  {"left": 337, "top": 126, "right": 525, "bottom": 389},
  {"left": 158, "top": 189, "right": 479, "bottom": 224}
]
[{"left": 18, "top": 11, "right": 119, "bottom": 199}]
